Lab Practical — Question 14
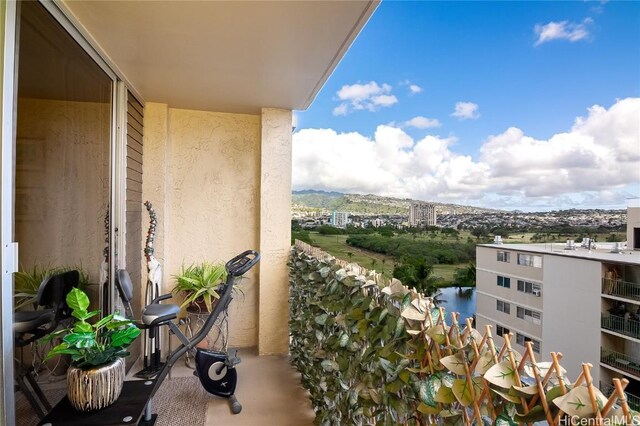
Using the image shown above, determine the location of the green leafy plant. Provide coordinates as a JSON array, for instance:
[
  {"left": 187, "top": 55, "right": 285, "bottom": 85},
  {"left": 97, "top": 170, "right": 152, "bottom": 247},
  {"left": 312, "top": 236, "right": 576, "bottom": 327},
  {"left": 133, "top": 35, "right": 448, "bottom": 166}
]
[
  {"left": 44, "top": 288, "right": 141, "bottom": 368},
  {"left": 172, "top": 261, "right": 228, "bottom": 312},
  {"left": 14, "top": 264, "right": 90, "bottom": 311},
  {"left": 289, "top": 244, "right": 640, "bottom": 426}
]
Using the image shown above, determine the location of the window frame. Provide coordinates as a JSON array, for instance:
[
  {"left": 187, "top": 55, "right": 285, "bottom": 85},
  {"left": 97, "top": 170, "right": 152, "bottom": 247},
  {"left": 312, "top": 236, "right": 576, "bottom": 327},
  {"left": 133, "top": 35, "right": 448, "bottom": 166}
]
[
  {"left": 497, "top": 251, "right": 510, "bottom": 263},
  {"left": 497, "top": 275, "right": 511, "bottom": 288},
  {"left": 496, "top": 300, "right": 511, "bottom": 314}
]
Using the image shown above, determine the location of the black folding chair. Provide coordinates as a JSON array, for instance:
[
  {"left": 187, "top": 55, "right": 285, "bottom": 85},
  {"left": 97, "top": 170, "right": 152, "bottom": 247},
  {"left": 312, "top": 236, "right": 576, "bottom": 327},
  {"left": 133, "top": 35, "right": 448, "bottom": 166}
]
[{"left": 14, "top": 270, "right": 79, "bottom": 419}]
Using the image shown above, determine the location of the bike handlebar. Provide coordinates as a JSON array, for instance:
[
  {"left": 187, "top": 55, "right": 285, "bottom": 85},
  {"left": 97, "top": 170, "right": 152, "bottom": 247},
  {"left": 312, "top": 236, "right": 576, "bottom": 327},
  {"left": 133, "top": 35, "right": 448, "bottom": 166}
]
[{"left": 225, "top": 250, "right": 260, "bottom": 277}]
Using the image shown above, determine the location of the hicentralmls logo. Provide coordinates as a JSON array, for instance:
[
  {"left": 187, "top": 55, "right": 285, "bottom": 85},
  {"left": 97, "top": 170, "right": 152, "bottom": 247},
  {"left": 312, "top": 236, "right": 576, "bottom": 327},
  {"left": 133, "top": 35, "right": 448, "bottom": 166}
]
[{"left": 559, "top": 416, "right": 640, "bottom": 426}]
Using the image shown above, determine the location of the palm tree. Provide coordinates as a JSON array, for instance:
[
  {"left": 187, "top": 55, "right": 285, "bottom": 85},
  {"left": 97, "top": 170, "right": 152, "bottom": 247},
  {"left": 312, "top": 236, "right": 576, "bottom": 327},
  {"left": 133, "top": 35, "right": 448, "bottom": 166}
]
[
  {"left": 430, "top": 288, "right": 447, "bottom": 307},
  {"left": 454, "top": 261, "right": 476, "bottom": 287}
]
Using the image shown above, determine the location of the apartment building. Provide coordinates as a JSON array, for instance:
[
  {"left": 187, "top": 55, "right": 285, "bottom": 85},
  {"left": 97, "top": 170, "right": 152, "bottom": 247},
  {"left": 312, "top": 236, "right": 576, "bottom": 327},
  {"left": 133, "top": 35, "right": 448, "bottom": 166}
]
[
  {"left": 409, "top": 202, "right": 437, "bottom": 227},
  {"left": 331, "top": 211, "right": 349, "bottom": 228},
  {"left": 476, "top": 201, "right": 640, "bottom": 409}
]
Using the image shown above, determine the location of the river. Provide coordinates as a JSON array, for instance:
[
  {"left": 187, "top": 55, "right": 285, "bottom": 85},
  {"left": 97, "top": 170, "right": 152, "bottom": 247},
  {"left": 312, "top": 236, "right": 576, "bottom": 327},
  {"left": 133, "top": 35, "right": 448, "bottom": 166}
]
[{"left": 437, "top": 286, "right": 476, "bottom": 325}]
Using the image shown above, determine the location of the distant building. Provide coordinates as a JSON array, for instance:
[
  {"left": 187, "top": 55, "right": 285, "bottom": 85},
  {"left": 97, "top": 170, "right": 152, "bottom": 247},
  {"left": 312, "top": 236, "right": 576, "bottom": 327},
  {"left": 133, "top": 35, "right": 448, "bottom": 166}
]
[
  {"left": 331, "top": 211, "right": 349, "bottom": 228},
  {"left": 371, "top": 218, "right": 384, "bottom": 228},
  {"left": 409, "top": 202, "right": 436, "bottom": 227}
]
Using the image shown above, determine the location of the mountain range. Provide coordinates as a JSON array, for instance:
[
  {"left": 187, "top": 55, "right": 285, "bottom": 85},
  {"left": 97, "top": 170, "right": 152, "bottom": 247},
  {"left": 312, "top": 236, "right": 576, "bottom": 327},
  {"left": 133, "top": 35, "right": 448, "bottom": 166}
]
[{"left": 292, "top": 190, "right": 501, "bottom": 215}]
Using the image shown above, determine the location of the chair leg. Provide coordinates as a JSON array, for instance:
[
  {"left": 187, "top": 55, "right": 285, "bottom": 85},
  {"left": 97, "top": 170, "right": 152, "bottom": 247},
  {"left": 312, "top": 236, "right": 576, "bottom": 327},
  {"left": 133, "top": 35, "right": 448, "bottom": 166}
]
[
  {"left": 14, "top": 361, "right": 50, "bottom": 419},
  {"left": 24, "top": 368, "right": 51, "bottom": 411}
]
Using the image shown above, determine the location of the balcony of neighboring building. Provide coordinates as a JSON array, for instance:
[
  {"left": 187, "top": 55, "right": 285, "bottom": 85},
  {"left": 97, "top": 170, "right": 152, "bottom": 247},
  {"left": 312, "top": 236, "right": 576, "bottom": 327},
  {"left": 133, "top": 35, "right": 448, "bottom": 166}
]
[
  {"left": 603, "top": 277, "right": 640, "bottom": 303},
  {"left": 601, "top": 381, "right": 640, "bottom": 412},
  {"left": 601, "top": 297, "right": 640, "bottom": 341},
  {"left": 602, "top": 313, "right": 640, "bottom": 340},
  {"left": 601, "top": 347, "right": 640, "bottom": 380}
]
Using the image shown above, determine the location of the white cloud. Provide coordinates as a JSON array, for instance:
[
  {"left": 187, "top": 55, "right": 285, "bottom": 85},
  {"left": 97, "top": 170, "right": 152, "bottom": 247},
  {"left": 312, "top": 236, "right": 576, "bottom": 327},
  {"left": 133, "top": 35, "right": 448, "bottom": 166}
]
[
  {"left": 409, "top": 84, "right": 423, "bottom": 94},
  {"left": 534, "top": 18, "right": 593, "bottom": 46},
  {"left": 333, "top": 81, "right": 398, "bottom": 115},
  {"left": 403, "top": 116, "right": 441, "bottom": 129},
  {"left": 293, "top": 98, "right": 640, "bottom": 209},
  {"left": 451, "top": 102, "right": 480, "bottom": 120},
  {"left": 332, "top": 103, "right": 349, "bottom": 116}
]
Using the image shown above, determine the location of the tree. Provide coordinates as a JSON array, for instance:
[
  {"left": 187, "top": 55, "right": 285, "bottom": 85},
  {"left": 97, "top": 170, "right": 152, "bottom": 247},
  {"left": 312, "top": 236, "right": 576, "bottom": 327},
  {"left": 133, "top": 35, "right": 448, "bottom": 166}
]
[
  {"left": 347, "top": 252, "right": 354, "bottom": 262},
  {"left": 393, "top": 257, "right": 443, "bottom": 296},
  {"left": 453, "top": 261, "right": 476, "bottom": 288},
  {"left": 370, "top": 259, "right": 378, "bottom": 271},
  {"left": 471, "top": 227, "right": 488, "bottom": 240},
  {"left": 607, "top": 233, "right": 623, "bottom": 242}
]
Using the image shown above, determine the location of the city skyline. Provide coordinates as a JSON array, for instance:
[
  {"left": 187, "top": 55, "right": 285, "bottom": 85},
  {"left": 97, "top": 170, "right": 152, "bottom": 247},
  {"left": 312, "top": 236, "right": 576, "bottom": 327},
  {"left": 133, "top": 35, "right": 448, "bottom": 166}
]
[{"left": 292, "top": 1, "right": 640, "bottom": 212}]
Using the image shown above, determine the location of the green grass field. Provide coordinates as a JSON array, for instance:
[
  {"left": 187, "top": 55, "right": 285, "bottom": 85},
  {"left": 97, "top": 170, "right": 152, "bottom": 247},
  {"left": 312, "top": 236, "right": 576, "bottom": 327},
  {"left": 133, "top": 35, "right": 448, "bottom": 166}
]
[{"left": 308, "top": 232, "right": 466, "bottom": 284}]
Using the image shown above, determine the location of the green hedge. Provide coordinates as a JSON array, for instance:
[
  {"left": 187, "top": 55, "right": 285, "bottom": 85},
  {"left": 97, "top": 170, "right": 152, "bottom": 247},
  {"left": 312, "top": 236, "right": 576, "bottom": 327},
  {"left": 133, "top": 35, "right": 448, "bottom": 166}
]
[
  {"left": 289, "top": 247, "right": 439, "bottom": 425},
  {"left": 289, "top": 246, "right": 638, "bottom": 426}
]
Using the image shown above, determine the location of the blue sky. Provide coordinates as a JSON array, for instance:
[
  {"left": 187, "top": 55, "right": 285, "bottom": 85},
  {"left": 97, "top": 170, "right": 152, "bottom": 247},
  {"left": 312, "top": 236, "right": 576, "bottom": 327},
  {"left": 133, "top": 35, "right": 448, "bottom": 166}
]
[{"left": 292, "top": 1, "right": 640, "bottom": 211}]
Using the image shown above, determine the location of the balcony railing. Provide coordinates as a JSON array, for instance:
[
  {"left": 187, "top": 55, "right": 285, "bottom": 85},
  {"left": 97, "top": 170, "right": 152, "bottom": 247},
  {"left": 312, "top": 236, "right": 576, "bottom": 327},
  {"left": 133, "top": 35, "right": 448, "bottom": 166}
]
[
  {"left": 601, "top": 381, "right": 640, "bottom": 411},
  {"left": 602, "top": 278, "right": 640, "bottom": 302},
  {"left": 601, "top": 314, "right": 640, "bottom": 339},
  {"left": 601, "top": 348, "right": 640, "bottom": 378}
]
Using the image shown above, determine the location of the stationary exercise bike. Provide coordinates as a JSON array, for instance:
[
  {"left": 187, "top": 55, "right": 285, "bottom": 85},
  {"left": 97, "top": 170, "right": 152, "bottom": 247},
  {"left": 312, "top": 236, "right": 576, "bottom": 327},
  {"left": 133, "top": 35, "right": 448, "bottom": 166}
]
[{"left": 115, "top": 250, "right": 260, "bottom": 424}]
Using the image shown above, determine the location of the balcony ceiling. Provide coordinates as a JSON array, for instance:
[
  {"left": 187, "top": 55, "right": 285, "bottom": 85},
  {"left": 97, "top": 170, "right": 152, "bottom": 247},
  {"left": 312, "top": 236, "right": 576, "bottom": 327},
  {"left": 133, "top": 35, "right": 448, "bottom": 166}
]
[{"left": 61, "top": 0, "right": 378, "bottom": 114}]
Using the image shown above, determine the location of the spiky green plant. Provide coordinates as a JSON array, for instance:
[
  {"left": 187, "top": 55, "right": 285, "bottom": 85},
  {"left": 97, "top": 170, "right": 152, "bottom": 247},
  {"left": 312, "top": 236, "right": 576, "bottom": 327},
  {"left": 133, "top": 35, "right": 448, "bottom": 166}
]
[
  {"left": 172, "top": 261, "right": 228, "bottom": 312},
  {"left": 14, "top": 264, "right": 90, "bottom": 311}
]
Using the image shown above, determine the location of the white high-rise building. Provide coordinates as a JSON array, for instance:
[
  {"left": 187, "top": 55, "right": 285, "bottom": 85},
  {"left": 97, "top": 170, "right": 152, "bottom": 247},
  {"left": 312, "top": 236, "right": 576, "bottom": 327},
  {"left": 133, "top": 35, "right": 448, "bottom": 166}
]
[
  {"left": 408, "top": 202, "right": 436, "bottom": 227},
  {"left": 331, "top": 211, "right": 349, "bottom": 228},
  {"left": 475, "top": 200, "right": 640, "bottom": 409}
]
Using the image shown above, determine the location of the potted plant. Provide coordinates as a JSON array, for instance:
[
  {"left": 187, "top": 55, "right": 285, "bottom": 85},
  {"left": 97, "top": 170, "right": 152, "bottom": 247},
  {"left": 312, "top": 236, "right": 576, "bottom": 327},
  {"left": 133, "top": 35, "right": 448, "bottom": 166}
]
[
  {"left": 44, "top": 288, "right": 141, "bottom": 411},
  {"left": 14, "top": 264, "right": 90, "bottom": 311},
  {"left": 172, "top": 261, "right": 228, "bottom": 313},
  {"left": 172, "top": 261, "right": 231, "bottom": 362},
  {"left": 15, "top": 265, "right": 91, "bottom": 377}
]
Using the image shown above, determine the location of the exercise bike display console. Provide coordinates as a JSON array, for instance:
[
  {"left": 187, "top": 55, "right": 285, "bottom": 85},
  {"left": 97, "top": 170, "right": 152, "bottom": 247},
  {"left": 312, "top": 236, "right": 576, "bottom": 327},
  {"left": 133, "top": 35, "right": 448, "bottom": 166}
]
[{"left": 38, "top": 250, "right": 260, "bottom": 426}]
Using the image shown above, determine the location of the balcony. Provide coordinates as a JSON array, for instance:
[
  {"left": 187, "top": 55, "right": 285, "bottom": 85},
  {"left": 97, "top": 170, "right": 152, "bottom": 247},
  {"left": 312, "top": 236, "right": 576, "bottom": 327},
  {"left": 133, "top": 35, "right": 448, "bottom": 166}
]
[
  {"left": 16, "top": 349, "right": 314, "bottom": 426},
  {"left": 602, "top": 278, "right": 640, "bottom": 302},
  {"left": 601, "top": 348, "right": 640, "bottom": 379},
  {"left": 601, "top": 313, "right": 640, "bottom": 340},
  {"left": 601, "top": 381, "right": 640, "bottom": 412}
]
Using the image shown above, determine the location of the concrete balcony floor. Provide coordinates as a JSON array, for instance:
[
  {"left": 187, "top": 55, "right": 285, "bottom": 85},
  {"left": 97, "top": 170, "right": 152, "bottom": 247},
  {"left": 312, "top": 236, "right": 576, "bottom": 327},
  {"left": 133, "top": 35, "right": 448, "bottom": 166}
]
[
  {"left": 173, "top": 348, "right": 314, "bottom": 426},
  {"left": 16, "top": 348, "right": 314, "bottom": 426}
]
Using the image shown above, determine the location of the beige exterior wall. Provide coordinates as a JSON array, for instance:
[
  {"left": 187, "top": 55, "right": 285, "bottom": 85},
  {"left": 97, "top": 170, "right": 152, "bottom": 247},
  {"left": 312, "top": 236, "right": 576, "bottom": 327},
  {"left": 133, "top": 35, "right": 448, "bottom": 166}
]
[
  {"left": 143, "top": 104, "right": 292, "bottom": 354},
  {"left": 477, "top": 269, "right": 544, "bottom": 311},
  {"left": 476, "top": 293, "right": 542, "bottom": 338},
  {"left": 143, "top": 104, "right": 261, "bottom": 348},
  {"left": 258, "top": 108, "right": 292, "bottom": 355},
  {"left": 477, "top": 246, "right": 543, "bottom": 282},
  {"left": 542, "top": 255, "right": 601, "bottom": 384},
  {"left": 15, "top": 99, "right": 109, "bottom": 281},
  {"left": 476, "top": 246, "right": 545, "bottom": 353}
]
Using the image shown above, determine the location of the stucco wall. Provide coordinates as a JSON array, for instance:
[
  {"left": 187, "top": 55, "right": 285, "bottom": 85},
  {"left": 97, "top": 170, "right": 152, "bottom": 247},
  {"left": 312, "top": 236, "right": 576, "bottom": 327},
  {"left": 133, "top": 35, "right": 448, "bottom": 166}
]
[
  {"left": 15, "top": 98, "right": 110, "bottom": 292},
  {"left": 143, "top": 104, "right": 262, "bottom": 347},
  {"left": 258, "top": 108, "right": 292, "bottom": 355},
  {"left": 477, "top": 246, "right": 544, "bottom": 282},
  {"left": 542, "top": 255, "right": 601, "bottom": 384}
]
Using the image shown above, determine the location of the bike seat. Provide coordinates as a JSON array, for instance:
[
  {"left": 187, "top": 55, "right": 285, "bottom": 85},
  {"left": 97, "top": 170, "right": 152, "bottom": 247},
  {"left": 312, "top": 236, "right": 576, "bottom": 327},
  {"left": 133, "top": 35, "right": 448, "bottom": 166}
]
[
  {"left": 14, "top": 309, "right": 55, "bottom": 334},
  {"left": 141, "top": 303, "right": 180, "bottom": 327}
]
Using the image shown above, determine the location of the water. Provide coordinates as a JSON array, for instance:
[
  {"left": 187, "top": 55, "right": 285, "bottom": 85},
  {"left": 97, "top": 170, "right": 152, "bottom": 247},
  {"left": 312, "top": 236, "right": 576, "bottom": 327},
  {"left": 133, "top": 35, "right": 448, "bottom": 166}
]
[{"left": 437, "top": 286, "right": 476, "bottom": 325}]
